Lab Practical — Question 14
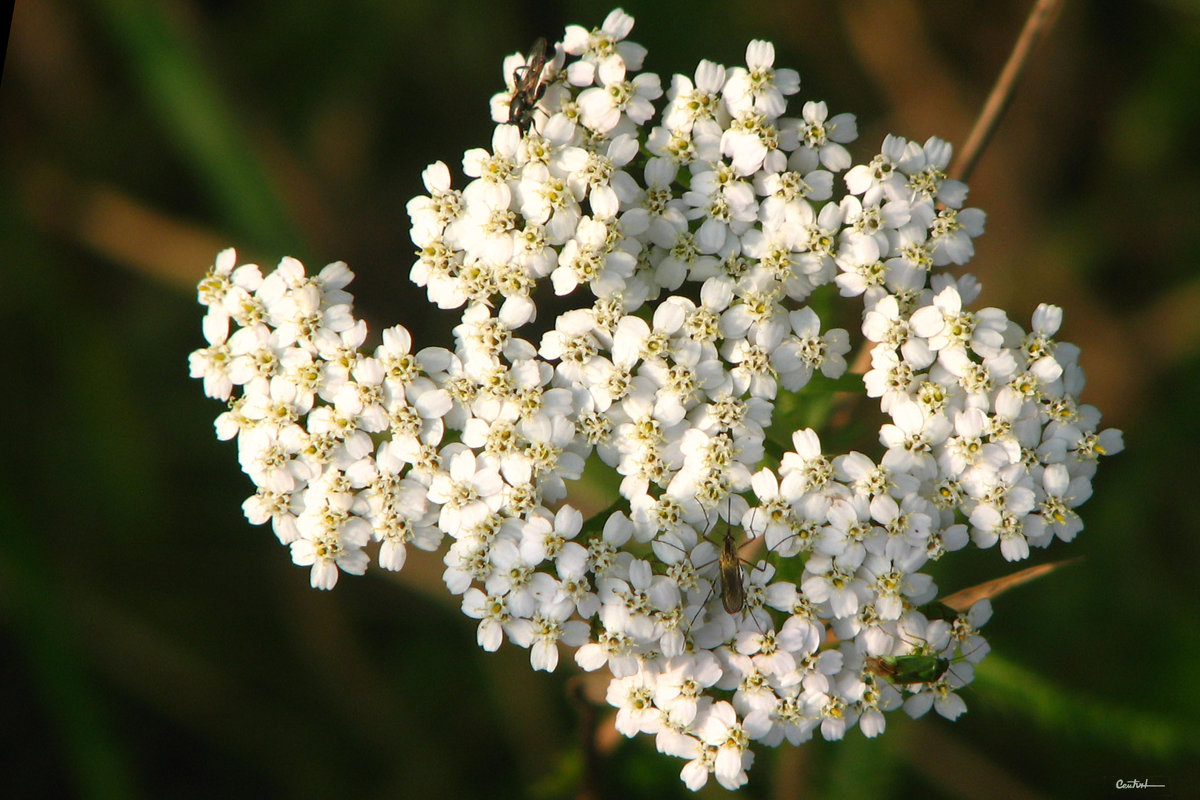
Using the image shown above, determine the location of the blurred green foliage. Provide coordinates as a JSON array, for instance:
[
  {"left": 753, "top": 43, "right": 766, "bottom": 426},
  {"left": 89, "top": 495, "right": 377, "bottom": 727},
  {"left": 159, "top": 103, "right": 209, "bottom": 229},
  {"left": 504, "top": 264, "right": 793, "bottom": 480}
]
[{"left": 3, "top": 0, "right": 1200, "bottom": 797}]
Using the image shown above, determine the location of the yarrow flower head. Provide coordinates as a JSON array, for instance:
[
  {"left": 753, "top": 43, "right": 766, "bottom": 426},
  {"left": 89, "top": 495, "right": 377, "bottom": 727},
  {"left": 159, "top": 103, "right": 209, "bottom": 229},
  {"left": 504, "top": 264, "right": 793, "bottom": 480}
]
[{"left": 190, "top": 9, "right": 1123, "bottom": 791}]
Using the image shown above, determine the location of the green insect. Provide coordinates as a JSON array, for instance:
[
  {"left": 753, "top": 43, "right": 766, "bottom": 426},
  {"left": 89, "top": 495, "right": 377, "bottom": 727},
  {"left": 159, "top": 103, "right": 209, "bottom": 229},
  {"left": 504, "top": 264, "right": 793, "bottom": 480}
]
[
  {"left": 862, "top": 624, "right": 986, "bottom": 688},
  {"left": 863, "top": 653, "right": 951, "bottom": 685},
  {"left": 508, "top": 37, "right": 549, "bottom": 134}
]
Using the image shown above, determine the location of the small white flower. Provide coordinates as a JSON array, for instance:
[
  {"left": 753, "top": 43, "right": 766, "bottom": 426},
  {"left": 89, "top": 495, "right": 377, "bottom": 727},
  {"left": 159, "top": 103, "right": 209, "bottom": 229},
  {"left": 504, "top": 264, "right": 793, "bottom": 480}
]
[
  {"left": 796, "top": 101, "right": 857, "bottom": 171},
  {"left": 563, "top": 8, "right": 645, "bottom": 86},
  {"left": 693, "top": 700, "right": 754, "bottom": 790},
  {"left": 664, "top": 60, "right": 728, "bottom": 132},
  {"left": 289, "top": 491, "right": 371, "bottom": 590},
  {"left": 723, "top": 40, "right": 800, "bottom": 118},
  {"left": 578, "top": 66, "right": 662, "bottom": 133}
]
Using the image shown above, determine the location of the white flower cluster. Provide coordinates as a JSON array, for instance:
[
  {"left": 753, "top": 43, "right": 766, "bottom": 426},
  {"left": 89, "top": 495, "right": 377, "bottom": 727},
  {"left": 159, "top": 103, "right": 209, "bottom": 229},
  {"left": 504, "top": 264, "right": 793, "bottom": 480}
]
[{"left": 189, "top": 9, "right": 1122, "bottom": 791}]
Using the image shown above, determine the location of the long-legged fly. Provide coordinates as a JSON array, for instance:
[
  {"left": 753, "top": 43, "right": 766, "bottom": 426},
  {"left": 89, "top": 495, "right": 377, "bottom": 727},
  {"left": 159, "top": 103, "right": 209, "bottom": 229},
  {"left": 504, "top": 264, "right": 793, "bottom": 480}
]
[
  {"left": 655, "top": 495, "right": 766, "bottom": 631},
  {"left": 717, "top": 523, "right": 745, "bottom": 614}
]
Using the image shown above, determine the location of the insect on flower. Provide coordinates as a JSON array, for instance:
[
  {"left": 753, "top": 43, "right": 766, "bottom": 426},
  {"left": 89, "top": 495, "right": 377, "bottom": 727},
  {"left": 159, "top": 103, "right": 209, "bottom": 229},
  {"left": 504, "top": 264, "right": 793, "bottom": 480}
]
[
  {"left": 862, "top": 625, "right": 985, "bottom": 688},
  {"left": 863, "top": 652, "right": 951, "bottom": 685},
  {"left": 717, "top": 523, "right": 745, "bottom": 614},
  {"left": 654, "top": 495, "right": 769, "bottom": 630},
  {"left": 508, "top": 37, "right": 549, "bottom": 134}
]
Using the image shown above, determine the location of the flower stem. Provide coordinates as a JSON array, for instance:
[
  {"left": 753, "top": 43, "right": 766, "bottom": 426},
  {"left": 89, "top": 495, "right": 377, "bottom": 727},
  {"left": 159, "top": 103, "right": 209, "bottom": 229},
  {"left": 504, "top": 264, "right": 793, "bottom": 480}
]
[{"left": 952, "top": 0, "right": 1067, "bottom": 182}]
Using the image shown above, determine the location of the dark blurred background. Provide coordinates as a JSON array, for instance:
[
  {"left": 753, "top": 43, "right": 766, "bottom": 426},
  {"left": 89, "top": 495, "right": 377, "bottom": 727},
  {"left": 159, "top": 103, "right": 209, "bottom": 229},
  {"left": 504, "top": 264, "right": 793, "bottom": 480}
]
[{"left": 3, "top": 0, "right": 1198, "bottom": 797}]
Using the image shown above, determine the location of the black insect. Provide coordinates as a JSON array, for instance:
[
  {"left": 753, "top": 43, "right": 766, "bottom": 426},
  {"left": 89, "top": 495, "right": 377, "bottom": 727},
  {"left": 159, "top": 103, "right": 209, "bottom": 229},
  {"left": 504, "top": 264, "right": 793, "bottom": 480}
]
[
  {"left": 508, "top": 37, "right": 550, "bottom": 134},
  {"left": 716, "top": 522, "right": 746, "bottom": 614},
  {"left": 657, "top": 497, "right": 767, "bottom": 631}
]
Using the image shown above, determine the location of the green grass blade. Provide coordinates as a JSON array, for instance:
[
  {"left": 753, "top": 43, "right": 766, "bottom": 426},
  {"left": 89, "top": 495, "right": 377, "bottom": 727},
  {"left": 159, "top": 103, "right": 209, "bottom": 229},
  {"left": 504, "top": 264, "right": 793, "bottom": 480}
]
[{"left": 86, "top": 0, "right": 301, "bottom": 252}]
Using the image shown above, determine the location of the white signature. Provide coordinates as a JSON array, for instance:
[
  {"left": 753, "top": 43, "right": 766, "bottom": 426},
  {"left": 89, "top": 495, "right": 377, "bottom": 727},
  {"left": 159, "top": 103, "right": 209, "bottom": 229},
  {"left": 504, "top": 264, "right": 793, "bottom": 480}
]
[{"left": 1115, "top": 779, "right": 1166, "bottom": 790}]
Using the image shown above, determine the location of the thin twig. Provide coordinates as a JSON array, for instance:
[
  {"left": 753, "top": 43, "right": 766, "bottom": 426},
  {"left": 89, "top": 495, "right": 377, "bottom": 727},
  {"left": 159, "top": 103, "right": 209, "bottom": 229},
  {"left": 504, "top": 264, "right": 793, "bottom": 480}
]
[
  {"left": 952, "top": 0, "right": 1066, "bottom": 182},
  {"left": 836, "top": 0, "right": 1065, "bottom": 400}
]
